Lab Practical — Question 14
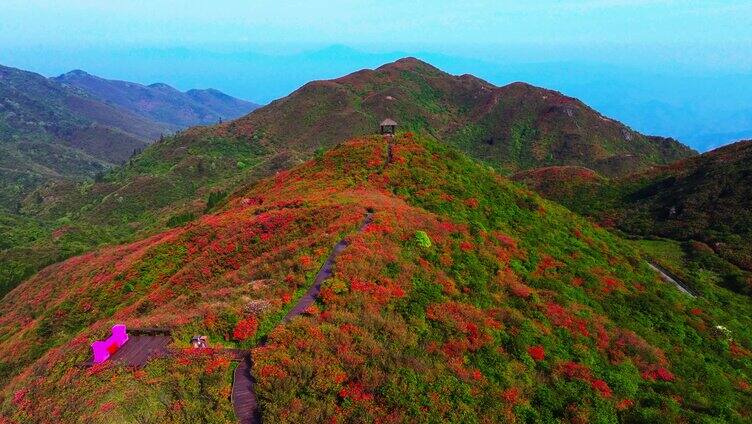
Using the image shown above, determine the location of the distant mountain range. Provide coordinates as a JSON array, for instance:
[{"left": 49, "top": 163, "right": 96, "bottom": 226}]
[
  {"left": 54, "top": 69, "right": 258, "bottom": 129},
  {"left": 10, "top": 44, "right": 749, "bottom": 151},
  {"left": 0, "top": 63, "right": 258, "bottom": 211}
]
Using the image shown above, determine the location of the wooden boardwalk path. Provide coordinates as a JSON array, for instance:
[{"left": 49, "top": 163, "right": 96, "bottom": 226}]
[
  {"left": 85, "top": 215, "right": 374, "bottom": 423},
  {"left": 282, "top": 213, "right": 373, "bottom": 323},
  {"left": 231, "top": 212, "right": 373, "bottom": 423},
  {"left": 232, "top": 355, "right": 261, "bottom": 424}
]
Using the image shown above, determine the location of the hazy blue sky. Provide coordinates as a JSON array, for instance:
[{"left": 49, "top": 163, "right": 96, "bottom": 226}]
[
  {"left": 2, "top": 0, "right": 751, "bottom": 70},
  {"left": 1, "top": 1, "right": 751, "bottom": 150}
]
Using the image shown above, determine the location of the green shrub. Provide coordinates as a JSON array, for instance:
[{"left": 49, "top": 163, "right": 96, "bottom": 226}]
[
  {"left": 205, "top": 190, "right": 227, "bottom": 212},
  {"left": 415, "top": 230, "right": 432, "bottom": 248}
]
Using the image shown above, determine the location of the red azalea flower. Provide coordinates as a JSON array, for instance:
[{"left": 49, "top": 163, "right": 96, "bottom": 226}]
[{"left": 528, "top": 345, "right": 545, "bottom": 361}]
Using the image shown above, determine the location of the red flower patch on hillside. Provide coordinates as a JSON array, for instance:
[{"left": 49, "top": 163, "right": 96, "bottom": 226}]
[
  {"left": 464, "top": 198, "right": 480, "bottom": 208},
  {"left": 730, "top": 342, "right": 751, "bottom": 358},
  {"left": 591, "top": 379, "right": 612, "bottom": 398},
  {"left": 544, "top": 302, "right": 590, "bottom": 337},
  {"left": 533, "top": 255, "right": 562, "bottom": 277},
  {"left": 599, "top": 276, "right": 624, "bottom": 294},
  {"left": 528, "top": 345, "right": 546, "bottom": 361},
  {"left": 205, "top": 356, "right": 231, "bottom": 373},
  {"left": 559, "top": 361, "right": 592, "bottom": 381},
  {"left": 493, "top": 232, "right": 518, "bottom": 249},
  {"left": 642, "top": 366, "right": 675, "bottom": 382},
  {"left": 339, "top": 382, "right": 373, "bottom": 402},
  {"left": 427, "top": 302, "right": 500, "bottom": 354},
  {"left": 350, "top": 278, "right": 406, "bottom": 304},
  {"left": 260, "top": 364, "right": 288, "bottom": 379},
  {"left": 511, "top": 283, "right": 533, "bottom": 298},
  {"left": 233, "top": 317, "right": 258, "bottom": 341},
  {"left": 12, "top": 389, "right": 29, "bottom": 410},
  {"left": 616, "top": 399, "right": 635, "bottom": 410},
  {"left": 299, "top": 255, "right": 313, "bottom": 268},
  {"left": 501, "top": 387, "right": 521, "bottom": 405}
]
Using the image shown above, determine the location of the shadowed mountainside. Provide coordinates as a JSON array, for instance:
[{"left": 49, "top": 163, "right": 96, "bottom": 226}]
[
  {"left": 513, "top": 140, "right": 752, "bottom": 294},
  {"left": 0, "top": 64, "right": 165, "bottom": 210}
]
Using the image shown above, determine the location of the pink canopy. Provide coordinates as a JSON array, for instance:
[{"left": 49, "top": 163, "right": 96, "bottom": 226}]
[{"left": 91, "top": 324, "right": 129, "bottom": 363}]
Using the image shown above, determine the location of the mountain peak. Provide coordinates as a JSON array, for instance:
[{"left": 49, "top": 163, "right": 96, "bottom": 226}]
[
  {"left": 395, "top": 56, "right": 427, "bottom": 65},
  {"left": 377, "top": 56, "right": 436, "bottom": 72},
  {"left": 148, "top": 82, "right": 176, "bottom": 90},
  {"left": 56, "top": 69, "right": 97, "bottom": 81},
  {"left": 64, "top": 69, "right": 91, "bottom": 76}
]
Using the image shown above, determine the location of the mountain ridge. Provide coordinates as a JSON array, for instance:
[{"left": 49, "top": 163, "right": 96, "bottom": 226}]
[
  {"left": 0, "top": 57, "right": 696, "bottom": 298},
  {"left": 53, "top": 69, "right": 259, "bottom": 129},
  {"left": 223, "top": 56, "right": 694, "bottom": 177},
  {"left": 0, "top": 62, "right": 260, "bottom": 213},
  {"left": 512, "top": 139, "right": 752, "bottom": 292}
]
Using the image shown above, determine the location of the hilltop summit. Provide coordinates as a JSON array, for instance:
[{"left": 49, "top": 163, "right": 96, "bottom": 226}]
[
  {"left": 225, "top": 57, "right": 694, "bottom": 177},
  {"left": 1, "top": 134, "right": 748, "bottom": 422}
]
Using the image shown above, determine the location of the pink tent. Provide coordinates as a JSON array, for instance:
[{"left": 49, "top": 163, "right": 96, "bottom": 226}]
[{"left": 91, "top": 324, "right": 129, "bottom": 363}]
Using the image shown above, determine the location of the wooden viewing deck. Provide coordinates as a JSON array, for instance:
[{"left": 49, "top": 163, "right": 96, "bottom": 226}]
[
  {"left": 83, "top": 334, "right": 171, "bottom": 368},
  {"left": 109, "top": 334, "right": 171, "bottom": 367}
]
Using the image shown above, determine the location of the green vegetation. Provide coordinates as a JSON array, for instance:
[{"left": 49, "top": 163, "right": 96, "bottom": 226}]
[
  {"left": 0, "top": 57, "right": 696, "bottom": 301},
  {"left": 513, "top": 140, "right": 752, "bottom": 295},
  {"left": 415, "top": 230, "right": 432, "bottom": 248},
  {"left": 1, "top": 134, "right": 748, "bottom": 423},
  {"left": 0, "top": 132, "right": 270, "bottom": 298}
]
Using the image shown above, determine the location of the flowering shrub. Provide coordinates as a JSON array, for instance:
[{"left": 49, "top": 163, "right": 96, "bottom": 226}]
[
  {"left": 591, "top": 379, "right": 612, "bottom": 398},
  {"left": 339, "top": 382, "right": 373, "bottom": 402},
  {"left": 511, "top": 283, "right": 533, "bottom": 298},
  {"left": 642, "top": 367, "right": 675, "bottom": 382},
  {"left": 528, "top": 345, "right": 545, "bottom": 361},
  {"left": 205, "top": 356, "right": 231, "bottom": 373},
  {"left": 299, "top": 255, "right": 313, "bottom": 268},
  {"left": 233, "top": 317, "right": 259, "bottom": 341},
  {"left": 559, "top": 361, "right": 592, "bottom": 381},
  {"left": 260, "top": 364, "right": 288, "bottom": 379},
  {"left": 501, "top": 387, "right": 521, "bottom": 405},
  {"left": 464, "top": 198, "right": 480, "bottom": 208}
]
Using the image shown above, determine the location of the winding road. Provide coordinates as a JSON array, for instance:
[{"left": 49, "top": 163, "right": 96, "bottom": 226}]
[{"left": 648, "top": 261, "right": 697, "bottom": 298}]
